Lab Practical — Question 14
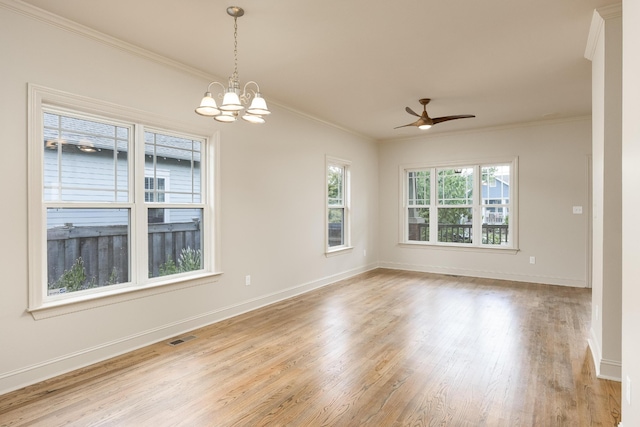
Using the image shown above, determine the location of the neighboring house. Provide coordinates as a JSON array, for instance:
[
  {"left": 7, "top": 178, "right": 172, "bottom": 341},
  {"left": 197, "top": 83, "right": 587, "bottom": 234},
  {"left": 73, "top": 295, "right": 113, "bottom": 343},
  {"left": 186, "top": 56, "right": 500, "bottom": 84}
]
[{"left": 481, "top": 172, "right": 510, "bottom": 224}]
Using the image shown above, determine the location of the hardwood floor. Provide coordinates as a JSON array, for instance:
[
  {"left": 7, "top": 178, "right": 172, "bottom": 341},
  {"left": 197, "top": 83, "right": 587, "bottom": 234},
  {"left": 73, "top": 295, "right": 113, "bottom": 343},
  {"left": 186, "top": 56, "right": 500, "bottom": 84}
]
[{"left": 0, "top": 269, "right": 621, "bottom": 426}]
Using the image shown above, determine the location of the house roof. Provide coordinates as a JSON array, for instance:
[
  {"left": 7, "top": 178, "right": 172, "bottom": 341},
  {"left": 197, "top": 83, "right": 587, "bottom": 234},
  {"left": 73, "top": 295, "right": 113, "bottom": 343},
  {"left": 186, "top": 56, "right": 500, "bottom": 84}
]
[{"left": 18, "top": 0, "right": 619, "bottom": 140}]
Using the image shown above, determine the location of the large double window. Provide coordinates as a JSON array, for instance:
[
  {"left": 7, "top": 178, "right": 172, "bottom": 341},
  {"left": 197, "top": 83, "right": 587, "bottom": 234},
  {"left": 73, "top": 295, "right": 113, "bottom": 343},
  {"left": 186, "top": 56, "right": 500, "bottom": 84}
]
[
  {"left": 403, "top": 160, "right": 516, "bottom": 249},
  {"left": 29, "top": 86, "right": 216, "bottom": 313}
]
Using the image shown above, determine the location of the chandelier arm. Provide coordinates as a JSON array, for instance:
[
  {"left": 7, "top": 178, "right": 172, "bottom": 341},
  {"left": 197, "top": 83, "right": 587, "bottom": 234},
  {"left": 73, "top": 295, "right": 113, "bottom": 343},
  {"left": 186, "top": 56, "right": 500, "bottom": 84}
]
[
  {"left": 207, "top": 81, "right": 227, "bottom": 93},
  {"left": 240, "top": 81, "right": 261, "bottom": 103}
]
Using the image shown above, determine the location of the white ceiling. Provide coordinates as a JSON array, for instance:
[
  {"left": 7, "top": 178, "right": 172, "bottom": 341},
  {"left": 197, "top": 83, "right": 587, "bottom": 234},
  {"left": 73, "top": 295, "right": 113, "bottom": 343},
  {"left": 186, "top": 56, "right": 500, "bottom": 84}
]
[{"left": 19, "top": 0, "right": 617, "bottom": 140}]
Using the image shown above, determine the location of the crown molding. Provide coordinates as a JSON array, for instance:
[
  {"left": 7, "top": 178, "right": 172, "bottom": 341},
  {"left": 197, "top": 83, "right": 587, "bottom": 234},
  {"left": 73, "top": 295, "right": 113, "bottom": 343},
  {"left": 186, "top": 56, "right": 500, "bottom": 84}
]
[
  {"left": 584, "top": 3, "right": 622, "bottom": 61},
  {"left": 0, "top": 0, "right": 216, "bottom": 81}
]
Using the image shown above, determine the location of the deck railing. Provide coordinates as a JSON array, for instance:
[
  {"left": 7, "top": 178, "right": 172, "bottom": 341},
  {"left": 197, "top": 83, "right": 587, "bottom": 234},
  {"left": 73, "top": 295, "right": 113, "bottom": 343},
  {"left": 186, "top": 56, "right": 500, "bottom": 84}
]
[{"left": 410, "top": 223, "right": 508, "bottom": 244}]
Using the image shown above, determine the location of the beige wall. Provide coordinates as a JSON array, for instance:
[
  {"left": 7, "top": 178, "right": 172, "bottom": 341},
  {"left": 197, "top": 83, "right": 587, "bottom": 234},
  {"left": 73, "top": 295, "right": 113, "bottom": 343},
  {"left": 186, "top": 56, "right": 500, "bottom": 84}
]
[
  {"left": 622, "top": 0, "right": 640, "bottom": 424},
  {"left": 378, "top": 120, "right": 591, "bottom": 286},
  {"left": 0, "top": 5, "right": 378, "bottom": 393}
]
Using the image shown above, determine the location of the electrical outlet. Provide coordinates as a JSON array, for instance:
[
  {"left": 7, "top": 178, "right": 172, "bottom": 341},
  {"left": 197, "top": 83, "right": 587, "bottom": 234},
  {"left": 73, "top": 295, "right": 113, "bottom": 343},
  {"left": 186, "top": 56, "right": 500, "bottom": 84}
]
[
  {"left": 627, "top": 376, "right": 632, "bottom": 405},
  {"left": 529, "top": 256, "right": 536, "bottom": 264},
  {"left": 363, "top": 249, "right": 367, "bottom": 257},
  {"left": 573, "top": 206, "right": 583, "bottom": 214},
  {"left": 245, "top": 275, "right": 251, "bottom": 286}
]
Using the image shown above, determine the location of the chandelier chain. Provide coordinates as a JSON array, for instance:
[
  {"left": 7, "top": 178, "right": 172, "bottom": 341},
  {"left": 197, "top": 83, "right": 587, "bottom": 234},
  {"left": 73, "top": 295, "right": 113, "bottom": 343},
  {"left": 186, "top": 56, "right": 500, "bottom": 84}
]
[{"left": 232, "top": 17, "right": 239, "bottom": 84}]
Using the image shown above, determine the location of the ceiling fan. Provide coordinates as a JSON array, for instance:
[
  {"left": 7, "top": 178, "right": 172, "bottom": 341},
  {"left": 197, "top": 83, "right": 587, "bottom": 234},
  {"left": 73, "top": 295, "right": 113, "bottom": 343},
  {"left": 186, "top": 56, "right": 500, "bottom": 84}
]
[{"left": 395, "top": 98, "right": 475, "bottom": 130}]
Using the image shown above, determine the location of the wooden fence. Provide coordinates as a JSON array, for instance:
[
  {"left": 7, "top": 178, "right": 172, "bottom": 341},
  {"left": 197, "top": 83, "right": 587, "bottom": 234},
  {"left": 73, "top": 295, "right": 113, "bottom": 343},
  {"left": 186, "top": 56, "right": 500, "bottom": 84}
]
[{"left": 47, "top": 221, "right": 201, "bottom": 287}]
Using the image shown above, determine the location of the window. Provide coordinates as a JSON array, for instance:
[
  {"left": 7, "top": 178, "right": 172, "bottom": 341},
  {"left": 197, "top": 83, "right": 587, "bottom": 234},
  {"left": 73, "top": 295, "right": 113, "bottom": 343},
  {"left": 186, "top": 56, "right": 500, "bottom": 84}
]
[
  {"left": 403, "top": 159, "right": 517, "bottom": 249},
  {"left": 326, "top": 157, "right": 351, "bottom": 253},
  {"left": 29, "top": 85, "right": 217, "bottom": 314},
  {"left": 146, "top": 173, "right": 167, "bottom": 223}
]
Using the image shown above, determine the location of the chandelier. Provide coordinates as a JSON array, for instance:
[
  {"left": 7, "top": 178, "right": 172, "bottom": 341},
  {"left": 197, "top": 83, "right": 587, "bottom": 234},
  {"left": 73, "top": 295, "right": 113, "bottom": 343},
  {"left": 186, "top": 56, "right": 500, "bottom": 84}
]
[{"left": 195, "top": 6, "right": 270, "bottom": 124}]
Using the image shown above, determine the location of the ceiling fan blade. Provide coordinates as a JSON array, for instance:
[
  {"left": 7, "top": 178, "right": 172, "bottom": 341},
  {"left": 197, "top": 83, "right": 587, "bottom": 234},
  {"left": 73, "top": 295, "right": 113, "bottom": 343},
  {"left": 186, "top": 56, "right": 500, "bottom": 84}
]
[
  {"left": 405, "top": 107, "right": 421, "bottom": 117},
  {"left": 432, "top": 115, "right": 475, "bottom": 125},
  {"left": 394, "top": 122, "right": 419, "bottom": 129}
]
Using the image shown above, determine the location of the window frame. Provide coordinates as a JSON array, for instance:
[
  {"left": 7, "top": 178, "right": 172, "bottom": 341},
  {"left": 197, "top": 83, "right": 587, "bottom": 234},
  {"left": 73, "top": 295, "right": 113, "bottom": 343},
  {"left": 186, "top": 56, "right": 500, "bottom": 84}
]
[
  {"left": 28, "top": 85, "right": 221, "bottom": 319},
  {"left": 399, "top": 157, "right": 519, "bottom": 253},
  {"left": 325, "top": 156, "right": 352, "bottom": 255}
]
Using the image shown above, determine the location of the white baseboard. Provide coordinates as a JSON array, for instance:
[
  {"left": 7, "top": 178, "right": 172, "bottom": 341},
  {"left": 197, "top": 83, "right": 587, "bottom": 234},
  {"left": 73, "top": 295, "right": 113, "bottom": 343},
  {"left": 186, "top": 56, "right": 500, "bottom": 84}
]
[
  {"left": 588, "top": 329, "right": 622, "bottom": 382},
  {"left": 378, "top": 261, "right": 587, "bottom": 287},
  {"left": 0, "top": 263, "right": 378, "bottom": 395}
]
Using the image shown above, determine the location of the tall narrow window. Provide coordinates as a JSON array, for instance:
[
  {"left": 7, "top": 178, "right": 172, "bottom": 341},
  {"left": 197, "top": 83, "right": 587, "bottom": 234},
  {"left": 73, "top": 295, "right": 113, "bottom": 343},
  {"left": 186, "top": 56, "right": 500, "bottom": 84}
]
[
  {"left": 326, "top": 157, "right": 351, "bottom": 252},
  {"left": 481, "top": 164, "right": 511, "bottom": 245},
  {"left": 144, "top": 130, "right": 204, "bottom": 278},
  {"left": 437, "top": 167, "right": 473, "bottom": 244},
  {"left": 407, "top": 170, "right": 431, "bottom": 242}
]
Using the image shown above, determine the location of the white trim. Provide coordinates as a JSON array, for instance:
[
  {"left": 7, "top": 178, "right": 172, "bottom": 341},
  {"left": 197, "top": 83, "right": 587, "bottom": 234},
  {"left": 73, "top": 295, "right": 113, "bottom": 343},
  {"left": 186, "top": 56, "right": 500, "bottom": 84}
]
[
  {"left": 588, "top": 329, "right": 623, "bottom": 381},
  {"left": 379, "top": 261, "right": 586, "bottom": 287},
  {"left": 585, "top": 4, "right": 623, "bottom": 61},
  {"left": 0, "top": 263, "right": 376, "bottom": 395}
]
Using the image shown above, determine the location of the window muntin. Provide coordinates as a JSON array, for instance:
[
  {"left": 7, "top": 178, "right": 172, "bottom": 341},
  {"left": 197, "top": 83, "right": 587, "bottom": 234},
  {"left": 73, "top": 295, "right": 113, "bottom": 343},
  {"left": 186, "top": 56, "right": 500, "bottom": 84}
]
[
  {"left": 326, "top": 157, "right": 351, "bottom": 252},
  {"left": 43, "top": 111, "right": 130, "bottom": 203},
  {"left": 404, "top": 161, "right": 515, "bottom": 248},
  {"left": 34, "top": 101, "right": 211, "bottom": 306}
]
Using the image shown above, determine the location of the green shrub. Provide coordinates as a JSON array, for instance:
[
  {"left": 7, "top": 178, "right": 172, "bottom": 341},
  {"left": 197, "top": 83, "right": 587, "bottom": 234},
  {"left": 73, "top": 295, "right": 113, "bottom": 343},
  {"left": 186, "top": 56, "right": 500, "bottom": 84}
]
[{"left": 158, "top": 247, "right": 202, "bottom": 277}]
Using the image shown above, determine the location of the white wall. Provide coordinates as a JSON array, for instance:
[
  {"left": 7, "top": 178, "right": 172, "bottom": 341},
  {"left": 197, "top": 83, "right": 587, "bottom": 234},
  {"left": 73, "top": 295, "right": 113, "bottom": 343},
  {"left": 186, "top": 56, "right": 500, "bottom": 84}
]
[
  {"left": 0, "top": 3, "right": 378, "bottom": 394},
  {"left": 378, "top": 120, "right": 591, "bottom": 287},
  {"left": 586, "top": 5, "right": 623, "bottom": 382},
  {"left": 621, "top": 0, "right": 640, "bottom": 424}
]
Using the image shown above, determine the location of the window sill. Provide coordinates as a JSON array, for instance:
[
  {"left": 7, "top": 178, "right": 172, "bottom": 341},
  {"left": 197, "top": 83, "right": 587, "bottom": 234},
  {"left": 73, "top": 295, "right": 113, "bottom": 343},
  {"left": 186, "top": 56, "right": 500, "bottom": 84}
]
[
  {"left": 325, "top": 246, "right": 354, "bottom": 257},
  {"left": 29, "top": 271, "right": 223, "bottom": 320},
  {"left": 398, "top": 241, "right": 519, "bottom": 255}
]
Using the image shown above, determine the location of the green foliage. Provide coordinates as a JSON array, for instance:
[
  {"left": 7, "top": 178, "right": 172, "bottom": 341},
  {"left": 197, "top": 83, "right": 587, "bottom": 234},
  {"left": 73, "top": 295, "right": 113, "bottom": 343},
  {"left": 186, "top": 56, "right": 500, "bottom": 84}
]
[
  {"left": 438, "top": 207, "right": 471, "bottom": 225},
  {"left": 178, "top": 247, "right": 202, "bottom": 272},
  {"left": 49, "top": 257, "right": 98, "bottom": 292},
  {"left": 158, "top": 247, "right": 202, "bottom": 277},
  {"left": 327, "top": 165, "right": 343, "bottom": 205},
  {"left": 159, "top": 256, "right": 179, "bottom": 276},
  {"left": 107, "top": 266, "right": 119, "bottom": 285}
]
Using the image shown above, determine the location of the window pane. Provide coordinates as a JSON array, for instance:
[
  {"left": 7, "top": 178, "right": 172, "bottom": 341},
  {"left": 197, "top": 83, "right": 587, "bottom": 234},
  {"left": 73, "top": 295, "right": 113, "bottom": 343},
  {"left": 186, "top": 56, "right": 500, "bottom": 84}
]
[
  {"left": 482, "top": 165, "right": 510, "bottom": 205},
  {"left": 43, "top": 112, "right": 129, "bottom": 202},
  {"left": 482, "top": 206, "right": 509, "bottom": 245},
  {"left": 408, "top": 171, "right": 430, "bottom": 205},
  {"left": 328, "top": 207, "right": 344, "bottom": 247},
  {"left": 328, "top": 165, "right": 344, "bottom": 206},
  {"left": 408, "top": 207, "right": 429, "bottom": 241},
  {"left": 438, "top": 168, "right": 473, "bottom": 205},
  {"left": 148, "top": 209, "right": 203, "bottom": 278},
  {"left": 438, "top": 207, "right": 473, "bottom": 243},
  {"left": 144, "top": 131, "right": 203, "bottom": 204},
  {"left": 47, "top": 208, "right": 130, "bottom": 295}
]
